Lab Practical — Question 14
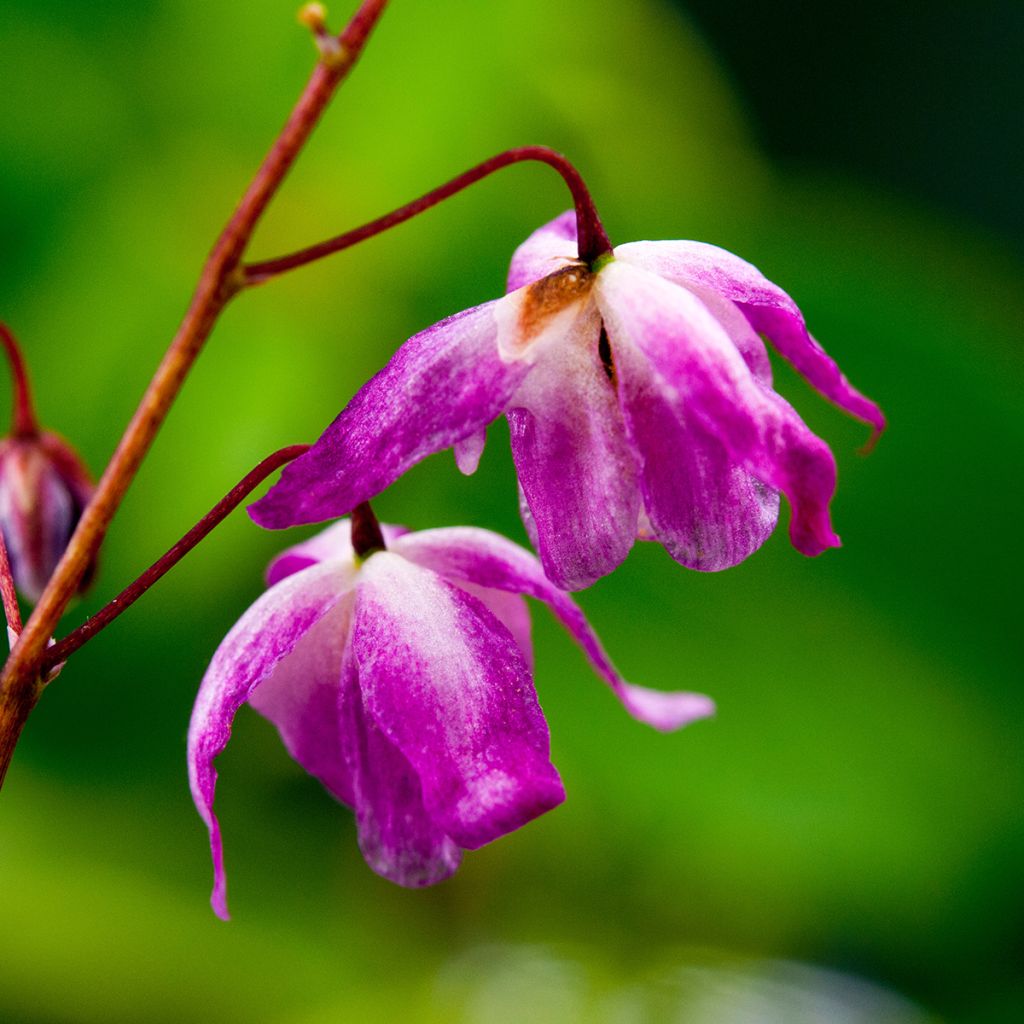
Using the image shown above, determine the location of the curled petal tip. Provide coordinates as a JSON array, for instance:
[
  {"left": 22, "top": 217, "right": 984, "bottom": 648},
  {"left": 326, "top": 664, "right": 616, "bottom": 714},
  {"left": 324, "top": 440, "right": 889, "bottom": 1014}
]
[
  {"left": 859, "top": 418, "right": 887, "bottom": 457},
  {"left": 790, "top": 520, "right": 842, "bottom": 557},
  {"left": 618, "top": 682, "right": 716, "bottom": 733}
]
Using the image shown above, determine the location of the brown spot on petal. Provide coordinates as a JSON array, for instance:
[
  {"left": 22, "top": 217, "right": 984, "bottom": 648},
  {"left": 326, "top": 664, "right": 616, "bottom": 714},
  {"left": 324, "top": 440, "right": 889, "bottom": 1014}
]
[{"left": 519, "top": 262, "right": 594, "bottom": 340}]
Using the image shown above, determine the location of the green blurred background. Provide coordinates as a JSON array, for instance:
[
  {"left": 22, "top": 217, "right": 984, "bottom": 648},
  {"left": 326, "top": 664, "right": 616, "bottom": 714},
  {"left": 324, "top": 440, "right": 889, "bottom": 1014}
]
[{"left": 1, "top": 1, "right": 1020, "bottom": 1021}]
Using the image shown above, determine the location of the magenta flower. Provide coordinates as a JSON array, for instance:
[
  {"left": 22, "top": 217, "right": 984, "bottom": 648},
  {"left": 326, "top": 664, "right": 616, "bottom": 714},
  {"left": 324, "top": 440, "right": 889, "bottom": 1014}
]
[
  {"left": 250, "top": 213, "right": 884, "bottom": 590},
  {"left": 188, "top": 519, "right": 712, "bottom": 918}
]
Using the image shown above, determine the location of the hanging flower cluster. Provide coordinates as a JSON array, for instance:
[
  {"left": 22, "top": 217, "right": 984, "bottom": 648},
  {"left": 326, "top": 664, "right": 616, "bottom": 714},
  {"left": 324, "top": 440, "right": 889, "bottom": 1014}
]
[{"left": 0, "top": 1, "right": 883, "bottom": 920}]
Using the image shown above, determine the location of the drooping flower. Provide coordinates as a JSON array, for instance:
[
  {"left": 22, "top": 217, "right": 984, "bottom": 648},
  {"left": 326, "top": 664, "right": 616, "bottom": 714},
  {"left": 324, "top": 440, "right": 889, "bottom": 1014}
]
[
  {"left": 0, "top": 431, "right": 94, "bottom": 602},
  {"left": 188, "top": 519, "right": 713, "bottom": 918},
  {"left": 0, "top": 322, "right": 95, "bottom": 603},
  {"left": 250, "top": 213, "right": 884, "bottom": 591}
]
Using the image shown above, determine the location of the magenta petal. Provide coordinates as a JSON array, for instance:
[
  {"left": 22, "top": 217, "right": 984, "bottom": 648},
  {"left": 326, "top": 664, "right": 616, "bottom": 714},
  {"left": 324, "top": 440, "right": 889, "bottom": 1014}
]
[
  {"left": 506, "top": 210, "right": 579, "bottom": 292},
  {"left": 351, "top": 552, "right": 564, "bottom": 849},
  {"left": 187, "top": 562, "right": 351, "bottom": 919},
  {"left": 249, "top": 300, "right": 530, "bottom": 529},
  {"left": 391, "top": 528, "right": 715, "bottom": 731},
  {"left": 598, "top": 262, "right": 841, "bottom": 557},
  {"left": 615, "top": 240, "right": 885, "bottom": 435},
  {"left": 610, "top": 289, "right": 779, "bottom": 570},
  {"left": 265, "top": 519, "right": 409, "bottom": 586},
  {"left": 508, "top": 311, "right": 640, "bottom": 590},
  {"left": 338, "top": 639, "right": 462, "bottom": 887}
]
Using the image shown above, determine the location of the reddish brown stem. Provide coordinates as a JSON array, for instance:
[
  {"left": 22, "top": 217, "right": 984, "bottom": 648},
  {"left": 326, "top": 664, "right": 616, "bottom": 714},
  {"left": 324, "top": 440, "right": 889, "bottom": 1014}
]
[
  {"left": 0, "top": 323, "right": 40, "bottom": 438},
  {"left": 42, "top": 445, "right": 309, "bottom": 671},
  {"left": 0, "top": 0, "right": 390, "bottom": 789},
  {"left": 243, "top": 145, "right": 612, "bottom": 285}
]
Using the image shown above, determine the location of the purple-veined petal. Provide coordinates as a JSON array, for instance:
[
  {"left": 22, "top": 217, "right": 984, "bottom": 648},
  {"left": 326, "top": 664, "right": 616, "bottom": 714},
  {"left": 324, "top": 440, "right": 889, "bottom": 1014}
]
[
  {"left": 265, "top": 519, "right": 409, "bottom": 586},
  {"left": 506, "top": 307, "right": 641, "bottom": 590},
  {"left": 453, "top": 428, "right": 487, "bottom": 476},
  {"left": 351, "top": 552, "right": 564, "bottom": 850},
  {"left": 396, "top": 542, "right": 535, "bottom": 670},
  {"left": 249, "top": 300, "right": 530, "bottom": 530},
  {"left": 597, "top": 261, "right": 840, "bottom": 557},
  {"left": 618, "top": 377, "right": 780, "bottom": 571},
  {"left": 604, "top": 279, "right": 780, "bottom": 571},
  {"left": 338, "top": 638, "right": 462, "bottom": 887},
  {"left": 187, "top": 561, "right": 353, "bottom": 919},
  {"left": 247, "top": 596, "right": 355, "bottom": 806},
  {"left": 507, "top": 210, "right": 579, "bottom": 292},
  {"left": 615, "top": 240, "right": 885, "bottom": 436},
  {"left": 391, "top": 528, "right": 715, "bottom": 731}
]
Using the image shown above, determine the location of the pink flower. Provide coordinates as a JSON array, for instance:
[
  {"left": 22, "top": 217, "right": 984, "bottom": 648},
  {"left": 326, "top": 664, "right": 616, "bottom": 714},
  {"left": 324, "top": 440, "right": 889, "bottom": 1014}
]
[
  {"left": 188, "top": 520, "right": 712, "bottom": 918},
  {"left": 250, "top": 214, "right": 884, "bottom": 590}
]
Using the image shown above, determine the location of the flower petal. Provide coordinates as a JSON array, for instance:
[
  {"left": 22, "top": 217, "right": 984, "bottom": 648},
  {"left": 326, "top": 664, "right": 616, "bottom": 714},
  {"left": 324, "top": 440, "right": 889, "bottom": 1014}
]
[
  {"left": 396, "top": 541, "right": 534, "bottom": 670},
  {"left": 615, "top": 240, "right": 885, "bottom": 435},
  {"left": 187, "top": 561, "right": 352, "bottom": 919},
  {"left": 351, "top": 552, "right": 564, "bottom": 849},
  {"left": 597, "top": 261, "right": 840, "bottom": 557},
  {"left": 249, "top": 300, "right": 530, "bottom": 529},
  {"left": 265, "top": 519, "right": 408, "bottom": 586},
  {"left": 607, "top": 284, "right": 780, "bottom": 571},
  {"left": 391, "top": 528, "right": 715, "bottom": 731},
  {"left": 338, "top": 638, "right": 462, "bottom": 887},
  {"left": 246, "top": 596, "right": 355, "bottom": 806},
  {"left": 453, "top": 427, "right": 487, "bottom": 476},
  {"left": 506, "top": 210, "right": 579, "bottom": 292},
  {"left": 507, "top": 308, "right": 641, "bottom": 590}
]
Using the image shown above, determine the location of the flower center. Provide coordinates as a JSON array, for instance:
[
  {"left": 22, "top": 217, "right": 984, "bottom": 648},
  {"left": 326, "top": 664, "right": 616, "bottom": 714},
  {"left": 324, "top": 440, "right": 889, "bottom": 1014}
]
[{"left": 519, "top": 262, "right": 594, "bottom": 341}]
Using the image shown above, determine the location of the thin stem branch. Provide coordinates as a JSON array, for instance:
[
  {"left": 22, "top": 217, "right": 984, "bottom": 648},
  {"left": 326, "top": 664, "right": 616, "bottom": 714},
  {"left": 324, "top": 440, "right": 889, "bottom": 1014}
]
[
  {"left": 243, "top": 145, "right": 612, "bottom": 285},
  {"left": 43, "top": 445, "right": 309, "bottom": 671},
  {"left": 0, "top": 0, "right": 390, "bottom": 788},
  {"left": 0, "top": 529, "right": 22, "bottom": 638},
  {"left": 0, "top": 323, "right": 40, "bottom": 438}
]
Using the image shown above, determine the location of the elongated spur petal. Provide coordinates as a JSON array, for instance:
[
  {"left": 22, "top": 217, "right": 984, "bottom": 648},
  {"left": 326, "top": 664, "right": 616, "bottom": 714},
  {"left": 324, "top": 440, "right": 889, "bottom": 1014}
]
[
  {"left": 187, "top": 561, "right": 352, "bottom": 919},
  {"left": 615, "top": 240, "right": 885, "bottom": 435},
  {"left": 507, "top": 309, "right": 640, "bottom": 590},
  {"left": 392, "top": 528, "right": 715, "bottom": 731},
  {"left": 351, "top": 552, "right": 564, "bottom": 850},
  {"left": 265, "top": 519, "right": 408, "bottom": 586},
  {"left": 249, "top": 300, "right": 530, "bottom": 529},
  {"left": 597, "top": 261, "right": 840, "bottom": 557},
  {"left": 338, "top": 640, "right": 462, "bottom": 886},
  {"left": 507, "top": 210, "right": 580, "bottom": 292}
]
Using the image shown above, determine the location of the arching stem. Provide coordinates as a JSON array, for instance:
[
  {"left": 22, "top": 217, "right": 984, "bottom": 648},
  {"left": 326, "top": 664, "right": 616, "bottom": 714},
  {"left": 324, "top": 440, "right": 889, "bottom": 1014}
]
[
  {"left": 243, "top": 145, "right": 613, "bottom": 285},
  {"left": 0, "top": 324, "right": 40, "bottom": 438}
]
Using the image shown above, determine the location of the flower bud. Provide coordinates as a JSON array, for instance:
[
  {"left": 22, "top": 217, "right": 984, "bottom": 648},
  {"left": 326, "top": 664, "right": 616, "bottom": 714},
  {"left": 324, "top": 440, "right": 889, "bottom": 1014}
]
[{"left": 0, "top": 432, "right": 94, "bottom": 603}]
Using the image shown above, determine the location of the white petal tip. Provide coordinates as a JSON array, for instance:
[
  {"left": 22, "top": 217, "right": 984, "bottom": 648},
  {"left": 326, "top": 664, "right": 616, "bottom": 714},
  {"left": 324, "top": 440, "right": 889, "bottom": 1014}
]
[{"left": 619, "top": 683, "right": 716, "bottom": 733}]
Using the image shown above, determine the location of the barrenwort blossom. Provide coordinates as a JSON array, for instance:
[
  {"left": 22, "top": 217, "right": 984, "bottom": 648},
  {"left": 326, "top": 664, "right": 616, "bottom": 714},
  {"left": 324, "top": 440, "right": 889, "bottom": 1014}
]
[
  {"left": 189, "top": 519, "right": 712, "bottom": 919},
  {"left": 251, "top": 213, "right": 884, "bottom": 591},
  {"left": 0, "top": 432, "right": 94, "bottom": 603}
]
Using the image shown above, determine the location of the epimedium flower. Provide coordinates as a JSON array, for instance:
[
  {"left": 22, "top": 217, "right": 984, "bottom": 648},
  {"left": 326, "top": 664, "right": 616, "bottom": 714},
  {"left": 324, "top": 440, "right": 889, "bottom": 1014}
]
[
  {"left": 0, "top": 433, "right": 94, "bottom": 603},
  {"left": 0, "top": 324, "right": 95, "bottom": 603},
  {"left": 249, "top": 213, "right": 884, "bottom": 591},
  {"left": 188, "top": 515, "right": 713, "bottom": 919}
]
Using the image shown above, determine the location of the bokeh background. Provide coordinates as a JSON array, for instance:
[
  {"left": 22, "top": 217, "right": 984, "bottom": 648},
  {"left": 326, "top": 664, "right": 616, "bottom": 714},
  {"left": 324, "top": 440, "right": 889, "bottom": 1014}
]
[{"left": 1, "top": 1, "right": 1021, "bottom": 1021}]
